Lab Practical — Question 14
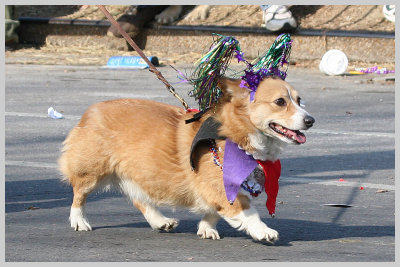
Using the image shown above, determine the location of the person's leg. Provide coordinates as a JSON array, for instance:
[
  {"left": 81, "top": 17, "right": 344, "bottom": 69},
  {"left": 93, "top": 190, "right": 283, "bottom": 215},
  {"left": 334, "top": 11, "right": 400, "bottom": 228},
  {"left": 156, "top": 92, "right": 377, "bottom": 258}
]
[
  {"left": 5, "top": 5, "right": 20, "bottom": 45},
  {"left": 107, "top": 5, "right": 168, "bottom": 38}
]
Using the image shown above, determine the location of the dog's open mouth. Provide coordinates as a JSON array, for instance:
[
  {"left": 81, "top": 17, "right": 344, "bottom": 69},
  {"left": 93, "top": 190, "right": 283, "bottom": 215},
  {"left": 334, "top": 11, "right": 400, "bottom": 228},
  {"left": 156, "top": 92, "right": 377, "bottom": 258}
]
[{"left": 269, "top": 123, "right": 306, "bottom": 144}]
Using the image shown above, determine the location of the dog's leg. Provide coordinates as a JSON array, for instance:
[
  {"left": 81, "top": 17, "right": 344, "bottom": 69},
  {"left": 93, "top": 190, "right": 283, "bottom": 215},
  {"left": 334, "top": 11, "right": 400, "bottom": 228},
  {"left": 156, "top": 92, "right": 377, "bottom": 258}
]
[
  {"left": 197, "top": 213, "right": 221, "bottom": 240},
  {"left": 184, "top": 5, "right": 212, "bottom": 21},
  {"left": 155, "top": 5, "right": 183, "bottom": 24},
  {"left": 134, "top": 202, "right": 179, "bottom": 232},
  {"left": 69, "top": 178, "right": 99, "bottom": 231},
  {"left": 220, "top": 204, "right": 279, "bottom": 242}
]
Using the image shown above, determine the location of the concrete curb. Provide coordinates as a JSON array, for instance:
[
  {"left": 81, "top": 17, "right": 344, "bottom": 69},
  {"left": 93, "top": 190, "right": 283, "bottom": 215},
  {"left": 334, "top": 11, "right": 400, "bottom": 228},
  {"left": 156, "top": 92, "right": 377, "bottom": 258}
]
[{"left": 17, "top": 18, "right": 395, "bottom": 64}]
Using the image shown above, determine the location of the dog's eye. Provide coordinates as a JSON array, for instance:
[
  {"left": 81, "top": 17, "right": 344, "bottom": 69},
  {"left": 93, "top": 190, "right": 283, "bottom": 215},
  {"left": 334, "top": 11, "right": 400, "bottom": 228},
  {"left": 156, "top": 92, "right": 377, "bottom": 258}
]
[
  {"left": 274, "top": 98, "right": 286, "bottom": 106},
  {"left": 298, "top": 97, "right": 306, "bottom": 107},
  {"left": 297, "top": 97, "right": 302, "bottom": 105}
]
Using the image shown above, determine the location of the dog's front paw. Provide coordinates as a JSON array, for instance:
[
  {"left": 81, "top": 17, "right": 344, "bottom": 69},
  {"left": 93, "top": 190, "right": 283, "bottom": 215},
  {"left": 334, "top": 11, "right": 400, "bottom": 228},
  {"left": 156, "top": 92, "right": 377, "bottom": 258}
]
[
  {"left": 156, "top": 218, "right": 179, "bottom": 232},
  {"left": 197, "top": 225, "right": 220, "bottom": 240},
  {"left": 249, "top": 224, "right": 279, "bottom": 243},
  {"left": 262, "top": 227, "right": 279, "bottom": 243}
]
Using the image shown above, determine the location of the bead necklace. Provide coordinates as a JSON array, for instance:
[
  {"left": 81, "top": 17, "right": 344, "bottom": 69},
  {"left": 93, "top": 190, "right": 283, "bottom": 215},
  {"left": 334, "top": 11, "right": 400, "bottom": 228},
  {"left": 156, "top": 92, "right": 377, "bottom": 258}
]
[
  {"left": 209, "top": 139, "right": 223, "bottom": 170},
  {"left": 241, "top": 180, "right": 263, "bottom": 197}
]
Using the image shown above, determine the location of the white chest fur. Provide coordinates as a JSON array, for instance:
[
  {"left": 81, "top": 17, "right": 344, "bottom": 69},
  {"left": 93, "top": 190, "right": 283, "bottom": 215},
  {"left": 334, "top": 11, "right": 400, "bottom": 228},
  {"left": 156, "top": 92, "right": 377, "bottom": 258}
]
[{"left": 248, "top": 131, "right": 286, "bottom": 161}]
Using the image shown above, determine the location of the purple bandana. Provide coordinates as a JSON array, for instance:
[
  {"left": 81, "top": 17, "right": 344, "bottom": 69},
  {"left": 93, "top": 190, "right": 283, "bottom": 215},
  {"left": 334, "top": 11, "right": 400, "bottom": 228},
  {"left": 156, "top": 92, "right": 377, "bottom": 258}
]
[{"left": 223, "top": 138, "right": 259, "bottom": 203}]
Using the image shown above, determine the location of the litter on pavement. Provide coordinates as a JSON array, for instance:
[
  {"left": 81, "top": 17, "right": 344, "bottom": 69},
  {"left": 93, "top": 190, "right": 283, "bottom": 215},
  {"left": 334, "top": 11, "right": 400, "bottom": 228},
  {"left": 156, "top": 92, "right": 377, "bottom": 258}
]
[{"left": 48, "top": 107, "right": 64, "bottom": 119}]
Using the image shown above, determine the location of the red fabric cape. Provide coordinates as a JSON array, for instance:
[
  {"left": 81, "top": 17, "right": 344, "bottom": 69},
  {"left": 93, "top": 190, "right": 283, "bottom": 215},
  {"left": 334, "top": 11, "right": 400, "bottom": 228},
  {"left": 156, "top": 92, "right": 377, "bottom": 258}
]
[{"left": 257, "top": 159, "right": 281, "bottom": 216}]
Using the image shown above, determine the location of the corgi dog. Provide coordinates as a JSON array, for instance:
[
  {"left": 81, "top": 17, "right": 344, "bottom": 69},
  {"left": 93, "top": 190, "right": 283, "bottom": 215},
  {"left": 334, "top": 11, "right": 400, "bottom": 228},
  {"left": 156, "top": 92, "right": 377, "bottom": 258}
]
[{"left": 58, "top": 76, "right": 314, "bottom": 242}]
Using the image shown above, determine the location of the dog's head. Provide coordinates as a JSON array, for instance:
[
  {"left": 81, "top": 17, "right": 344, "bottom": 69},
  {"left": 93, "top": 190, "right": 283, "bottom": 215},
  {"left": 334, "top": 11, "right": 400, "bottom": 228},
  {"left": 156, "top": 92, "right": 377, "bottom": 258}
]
[{"left": 217, "top": 76, "right": 314, "bottom": 145}]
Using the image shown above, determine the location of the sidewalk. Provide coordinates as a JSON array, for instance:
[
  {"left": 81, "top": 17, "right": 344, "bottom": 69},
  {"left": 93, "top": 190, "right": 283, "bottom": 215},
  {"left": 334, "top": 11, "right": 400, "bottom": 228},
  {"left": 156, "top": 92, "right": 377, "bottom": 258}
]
[{"left": 5, "top": 5, "right": 396, "bottom": 68}]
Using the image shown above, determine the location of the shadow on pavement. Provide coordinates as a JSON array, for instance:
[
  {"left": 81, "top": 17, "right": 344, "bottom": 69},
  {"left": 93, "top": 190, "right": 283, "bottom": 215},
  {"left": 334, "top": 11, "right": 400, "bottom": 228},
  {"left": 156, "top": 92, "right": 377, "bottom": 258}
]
[
  {"left": 85, "top": 217, "right": 394, "bottom": 246},
  {"left": 281, "top": 149, "right": 394, "bottom": 178}
]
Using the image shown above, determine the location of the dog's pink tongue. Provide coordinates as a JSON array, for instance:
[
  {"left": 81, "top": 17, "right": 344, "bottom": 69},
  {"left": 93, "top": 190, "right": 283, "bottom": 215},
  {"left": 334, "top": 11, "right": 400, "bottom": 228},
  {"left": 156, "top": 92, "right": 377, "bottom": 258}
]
[
  {"left": 287, "top": 129, "right": 306, "bottom": 144},
  {"left": 294, "top": 132, "right": 306, "bottom": 144}
]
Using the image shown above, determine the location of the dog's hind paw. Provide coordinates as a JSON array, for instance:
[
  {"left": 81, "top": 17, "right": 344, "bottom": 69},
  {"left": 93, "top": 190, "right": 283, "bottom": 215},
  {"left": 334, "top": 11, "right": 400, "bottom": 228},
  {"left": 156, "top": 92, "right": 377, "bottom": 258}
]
[
  {"left": 71, "top": 218, "right": 92, "bottom": 231},
  {"left": 70, "top": 207, "right": 92, "bottom": 231}
]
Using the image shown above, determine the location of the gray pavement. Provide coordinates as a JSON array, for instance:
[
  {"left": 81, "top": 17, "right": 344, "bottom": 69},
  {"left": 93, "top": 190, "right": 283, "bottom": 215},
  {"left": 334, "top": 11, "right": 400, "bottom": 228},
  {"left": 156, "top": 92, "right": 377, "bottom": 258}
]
[{"left": 4, "top": 63, "right": 395, "bottom": 262}]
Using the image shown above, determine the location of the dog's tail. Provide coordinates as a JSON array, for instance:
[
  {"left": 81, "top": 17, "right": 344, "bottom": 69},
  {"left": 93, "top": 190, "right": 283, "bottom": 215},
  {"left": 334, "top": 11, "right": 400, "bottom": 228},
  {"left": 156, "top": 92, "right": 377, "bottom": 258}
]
[{"left": 58, "top": 140, "right": 72, "bottom": 185}]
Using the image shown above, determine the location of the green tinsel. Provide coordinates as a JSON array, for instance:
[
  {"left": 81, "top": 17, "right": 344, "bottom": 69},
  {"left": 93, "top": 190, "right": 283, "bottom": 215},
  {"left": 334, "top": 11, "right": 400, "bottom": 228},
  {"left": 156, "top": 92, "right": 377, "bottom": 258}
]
[
  {"left": 188, "top": 34, "right": 243, "bottom": 111},
  {"left": 249, "top": 33, "right": 292, "bottom": 77}
]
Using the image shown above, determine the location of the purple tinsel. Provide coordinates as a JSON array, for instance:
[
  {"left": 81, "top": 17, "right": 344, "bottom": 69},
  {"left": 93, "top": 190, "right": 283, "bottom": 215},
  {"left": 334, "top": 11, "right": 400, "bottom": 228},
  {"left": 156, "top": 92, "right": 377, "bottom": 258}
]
[
  {"left": 239, "top": 68, "right": 287, "bottom": 91},
  {"left": 235, "top": 50, "right": 247, "bottom": 64},
  {"left": 239, "top": 69, "right": 261, "bottom": 92},
  {"left": 355, "top": 66, "right": 395, "bottom": 74}
]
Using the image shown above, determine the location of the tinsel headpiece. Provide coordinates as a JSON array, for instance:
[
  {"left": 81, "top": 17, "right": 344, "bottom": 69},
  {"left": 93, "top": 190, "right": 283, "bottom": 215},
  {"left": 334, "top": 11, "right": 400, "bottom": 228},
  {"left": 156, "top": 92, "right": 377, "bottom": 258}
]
[
  {"left": 240, "top": 33, "right": 292, "bottom": 101},
  {"left": 181, "top": 33, "right": 293, "bottom": 111},
  {"left": 183, "top": 34, "right": 243, "bottom": 111}
]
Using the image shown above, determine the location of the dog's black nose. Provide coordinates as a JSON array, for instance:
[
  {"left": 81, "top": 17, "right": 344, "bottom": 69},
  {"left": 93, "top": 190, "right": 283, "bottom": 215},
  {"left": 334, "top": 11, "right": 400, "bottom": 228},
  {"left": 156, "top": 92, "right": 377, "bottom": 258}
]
[{"left": 304, "top": 115, "right": 315, "bottom": 128}]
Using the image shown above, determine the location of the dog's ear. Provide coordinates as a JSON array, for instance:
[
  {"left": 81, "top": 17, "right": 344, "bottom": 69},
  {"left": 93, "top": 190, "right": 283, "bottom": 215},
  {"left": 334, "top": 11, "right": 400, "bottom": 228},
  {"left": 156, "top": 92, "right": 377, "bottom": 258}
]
[{"left": 218, "top": 77, "right": 250, "bottom": 102}]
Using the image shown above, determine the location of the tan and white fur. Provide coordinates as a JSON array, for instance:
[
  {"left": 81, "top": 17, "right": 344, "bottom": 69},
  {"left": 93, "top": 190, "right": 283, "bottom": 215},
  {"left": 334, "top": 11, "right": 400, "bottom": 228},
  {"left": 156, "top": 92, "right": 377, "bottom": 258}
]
[
  {"left": 155, "top": 6, "right": 183, "bottom": 24},
  {"left": 155, "top": 5, "right": 212, "bottom": 24},
  {"left": 59, "top": 76, "right": 314, "bottom": 242}
]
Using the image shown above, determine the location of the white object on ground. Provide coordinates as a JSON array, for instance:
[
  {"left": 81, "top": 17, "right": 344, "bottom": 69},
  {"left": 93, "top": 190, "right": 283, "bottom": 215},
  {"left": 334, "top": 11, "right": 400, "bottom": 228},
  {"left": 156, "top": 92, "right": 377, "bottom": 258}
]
[
  {"left": 319, "top": 49, "right": 349, "bottom": 76},
  {"left": 48, "top": 107, "right": 64, "bottom": 119}
]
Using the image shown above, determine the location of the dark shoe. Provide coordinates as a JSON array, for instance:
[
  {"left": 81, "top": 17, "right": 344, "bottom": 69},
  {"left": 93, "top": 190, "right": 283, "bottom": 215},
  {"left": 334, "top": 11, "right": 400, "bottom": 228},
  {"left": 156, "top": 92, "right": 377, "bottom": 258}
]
[{"left": 107, "top": 5, "right": 168, "bottom": 38}]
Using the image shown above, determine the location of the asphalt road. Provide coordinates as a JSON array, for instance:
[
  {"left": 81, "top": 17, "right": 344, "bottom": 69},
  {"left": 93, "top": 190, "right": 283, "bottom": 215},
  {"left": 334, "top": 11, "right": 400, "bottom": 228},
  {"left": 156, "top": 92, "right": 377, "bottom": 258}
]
[{"left": 4, "top": 63, "right": 395, "bottom": 262}]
